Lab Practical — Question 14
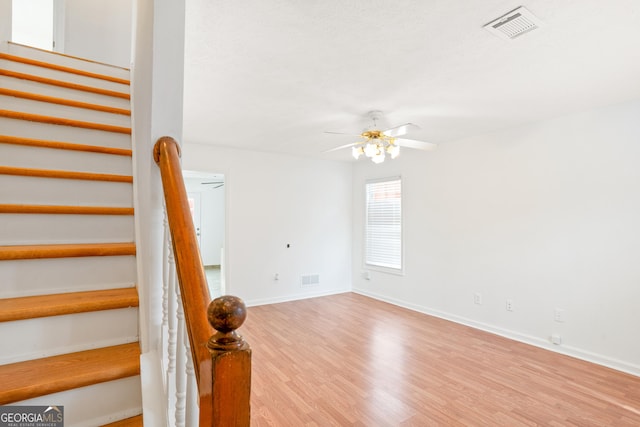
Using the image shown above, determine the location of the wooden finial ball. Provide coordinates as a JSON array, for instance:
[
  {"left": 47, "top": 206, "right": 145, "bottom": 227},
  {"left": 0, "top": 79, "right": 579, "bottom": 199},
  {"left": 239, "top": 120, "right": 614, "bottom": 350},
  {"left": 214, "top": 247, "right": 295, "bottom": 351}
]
[{"left": 207, "top": 296, "right": 247, "bottom": 333}]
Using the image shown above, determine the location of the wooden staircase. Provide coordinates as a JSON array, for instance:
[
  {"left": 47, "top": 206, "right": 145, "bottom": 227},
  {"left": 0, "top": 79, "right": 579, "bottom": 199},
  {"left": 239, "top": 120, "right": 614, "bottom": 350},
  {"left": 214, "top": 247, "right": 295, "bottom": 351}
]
[{"left": 0, "top": 43, "right": 143, "bottom": 426}]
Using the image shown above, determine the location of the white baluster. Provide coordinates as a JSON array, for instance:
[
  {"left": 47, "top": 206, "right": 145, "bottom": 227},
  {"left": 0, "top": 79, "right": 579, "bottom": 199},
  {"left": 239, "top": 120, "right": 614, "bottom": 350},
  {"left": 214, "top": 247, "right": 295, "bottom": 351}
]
[
  {"left": 161, "top": 211, "right": 170, "bottom": 390},
  {"left": 167, "top": 244, "right": 178, "bottom": 424},
  {"left": 162, "top": 211, "right": 169, "bottom": 327},
  {"left": 175, "top": 286, "right": 187, "bottom": 427},
  {"left": 184, "top": 330, "right": 199, "bottom": 427}
]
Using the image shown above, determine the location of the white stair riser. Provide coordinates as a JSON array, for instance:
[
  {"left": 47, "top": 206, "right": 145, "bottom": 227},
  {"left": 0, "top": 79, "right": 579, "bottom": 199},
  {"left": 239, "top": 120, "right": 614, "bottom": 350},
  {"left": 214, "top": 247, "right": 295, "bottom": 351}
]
[
  {"left": 1, "top": 143, "right": 132, "bottom": 175},
  {"left": 14, "top": 376, "right": 142, "bottom": 427},
  {"left": 0, "top": 256, "right": 136, "bottom": 298},
  {"left": 0, "top": 59, "right": 130, "bottom": 94},
  {"left": 0, "top": 175, "right": 133, "bottom": 206},
  {"left": 1, "top": 95, "right": 131, "bottom": 128},
  {"left": 6, "top": 42, "right": 131, "bottom": 81},
  {"left": 0, "top": 214, "right": 134, "bottom": 245},
  {"left": 0, "top": 117, "right": 131, "bottom": 150},
  {"left": 0, "top": 74, "right": 131, "bottom": 110},
  {"left": 0, "top": 308, "right": 138, "bottom": 364}
]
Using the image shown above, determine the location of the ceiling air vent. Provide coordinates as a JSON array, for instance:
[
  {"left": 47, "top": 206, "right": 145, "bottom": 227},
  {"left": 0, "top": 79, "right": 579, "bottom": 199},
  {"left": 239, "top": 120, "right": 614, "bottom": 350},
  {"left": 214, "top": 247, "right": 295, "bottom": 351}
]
[{"left": 484, "top": 6, "right": 542, "bottom": 40}]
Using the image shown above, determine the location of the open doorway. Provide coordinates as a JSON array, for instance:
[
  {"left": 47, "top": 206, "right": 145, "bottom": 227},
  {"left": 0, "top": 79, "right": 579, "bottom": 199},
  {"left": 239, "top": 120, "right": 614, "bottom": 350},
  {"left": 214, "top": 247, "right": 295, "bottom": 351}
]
[
  {"left": 183, "top": 170, "right": 226, "bottom": 298},
  {"left": 11, "top": 0, "right": 64, "bottom": 52}
]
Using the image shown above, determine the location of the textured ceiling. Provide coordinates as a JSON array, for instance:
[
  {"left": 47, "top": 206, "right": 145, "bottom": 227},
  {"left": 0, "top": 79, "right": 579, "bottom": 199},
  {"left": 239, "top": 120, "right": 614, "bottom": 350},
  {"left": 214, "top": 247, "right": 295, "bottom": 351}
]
[{"left": 182, "top": 0, "right": 640, "bottom": 161}]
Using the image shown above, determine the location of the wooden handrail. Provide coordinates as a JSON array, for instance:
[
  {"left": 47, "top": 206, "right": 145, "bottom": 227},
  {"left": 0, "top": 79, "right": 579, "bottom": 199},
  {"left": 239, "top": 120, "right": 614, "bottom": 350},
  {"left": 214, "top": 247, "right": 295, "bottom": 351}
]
[{"left": 153, "top": 136, "right": 251, "bottom": 426}]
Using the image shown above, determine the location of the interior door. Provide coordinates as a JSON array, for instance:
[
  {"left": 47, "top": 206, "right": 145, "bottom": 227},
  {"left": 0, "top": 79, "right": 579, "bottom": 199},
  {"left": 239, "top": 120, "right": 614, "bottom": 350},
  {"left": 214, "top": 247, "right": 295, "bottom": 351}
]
[{"left": 187, "top": 192, "right": 202, "bottom": 248}]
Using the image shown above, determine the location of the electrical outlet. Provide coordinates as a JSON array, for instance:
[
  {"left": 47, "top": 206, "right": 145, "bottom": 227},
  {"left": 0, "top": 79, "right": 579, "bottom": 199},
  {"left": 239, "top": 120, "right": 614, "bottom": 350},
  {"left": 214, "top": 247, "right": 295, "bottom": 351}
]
[
  {"left": 554, "top": 308, "right": 565, "bottom": 322},
  {"left": 473, "top": 293, "right": 482, "bottom": 305},
  {"left": 506, "top": 299, "right": 514, "bottom": 311},
  {"left": 551, "top": 334, "right": 562, "bottom": 345}
]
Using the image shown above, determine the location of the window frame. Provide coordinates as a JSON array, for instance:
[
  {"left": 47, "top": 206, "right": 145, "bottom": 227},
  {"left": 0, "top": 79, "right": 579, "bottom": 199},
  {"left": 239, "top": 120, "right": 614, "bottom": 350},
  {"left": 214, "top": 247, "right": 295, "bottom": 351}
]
[{"left": 364, "top": 176, "right": 404, "bottom": 275}]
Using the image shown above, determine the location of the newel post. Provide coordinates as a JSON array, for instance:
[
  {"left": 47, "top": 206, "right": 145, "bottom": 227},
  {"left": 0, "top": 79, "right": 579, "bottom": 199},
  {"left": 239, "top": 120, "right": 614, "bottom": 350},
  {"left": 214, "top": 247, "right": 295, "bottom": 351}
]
[{"left": 207, "top": 296, "right": 251, "bottom": 426}]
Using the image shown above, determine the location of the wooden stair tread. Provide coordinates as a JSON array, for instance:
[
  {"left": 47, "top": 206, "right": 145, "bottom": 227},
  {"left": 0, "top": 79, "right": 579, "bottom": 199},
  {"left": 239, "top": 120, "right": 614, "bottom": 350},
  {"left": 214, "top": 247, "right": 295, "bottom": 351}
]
[
  {"left": 0, "top": 69, "right": 130, "bottom": 99},
  {"left": 101, "top": 414, "right": 143, "bottom": 427},
  {"left": 0, "top": 88, "right": 131, "bottom": 116},
  {"left": 0, "top": 109, "right": 131, "bottom": 134},
  {"left": 0, "top": 52, "right": 130, "bottom": 85},
  {"left": 0, "top": 204, "right": 134, "bottom": 215},
  {"left": 0, "top": 165, "right": 133, "bottom": 183},
  {"left": 8, "top": 42, "right": 130, "bottom": 73},
  {"left": 0, "top": 242, "right": 136, "bottom": 260},
  {"left": 0, "top": 288, "right": 139, "bottom": 322},
  {"left": 102, "top": 415, "right": 143, "bottom": 427},
  {"left": 0, "top": 134, "right": 132, "bottom": 156},
  {"left": 0, "top": 342, "right": 140, "bottom": 405}
]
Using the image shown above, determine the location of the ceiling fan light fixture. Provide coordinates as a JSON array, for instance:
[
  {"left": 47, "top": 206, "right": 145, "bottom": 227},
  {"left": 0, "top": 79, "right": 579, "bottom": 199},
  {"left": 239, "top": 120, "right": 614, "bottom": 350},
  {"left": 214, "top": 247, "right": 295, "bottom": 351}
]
[
  {"left": 371, "top": 152, "right": 385, "bottom": 164},
  {"left": 387, "top": 143, "right": 400, "bottom": 159},
  {"left": 364, "top": 142, "right": 377, "bottom": 157},
  {"left": 360, "top": 138, "right": 397, "bottom": 163}
]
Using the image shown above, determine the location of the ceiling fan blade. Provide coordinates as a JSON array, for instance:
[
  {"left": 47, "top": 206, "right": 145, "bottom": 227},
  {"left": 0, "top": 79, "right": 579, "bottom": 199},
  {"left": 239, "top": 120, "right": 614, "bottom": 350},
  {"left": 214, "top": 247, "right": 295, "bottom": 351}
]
[
  {"left": 323, "top": 141, "right": 362, "bottom": 153},
  {"left": 382, "top": 123, "right": 420, "bottom": 137},
  {"left": 395, "top": 138, "right": 437, "bottom": 151},
  {"left": 324, "top": 131, "right": 364, "bottom": 137}
]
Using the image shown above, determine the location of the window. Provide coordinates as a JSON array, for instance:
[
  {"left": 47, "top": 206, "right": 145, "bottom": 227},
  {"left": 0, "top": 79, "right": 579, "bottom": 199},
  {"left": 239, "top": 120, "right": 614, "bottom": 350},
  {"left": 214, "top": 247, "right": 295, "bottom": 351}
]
[{"left": 365, "top": 177, "right": 402, "bottom": 271}]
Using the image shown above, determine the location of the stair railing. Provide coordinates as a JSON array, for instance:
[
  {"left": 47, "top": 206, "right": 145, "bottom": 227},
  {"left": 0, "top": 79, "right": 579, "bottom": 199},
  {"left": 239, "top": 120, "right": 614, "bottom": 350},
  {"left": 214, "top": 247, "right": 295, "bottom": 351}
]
[{"left": 154, "top": 136, "right": 251, "bottom": 427}]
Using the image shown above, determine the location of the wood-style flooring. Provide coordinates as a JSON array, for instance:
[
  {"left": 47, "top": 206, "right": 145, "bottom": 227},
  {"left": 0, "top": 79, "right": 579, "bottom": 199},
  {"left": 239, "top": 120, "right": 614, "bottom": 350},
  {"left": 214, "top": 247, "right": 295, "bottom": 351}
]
[{"left": 241, "top": 292, "right": 640, "bottom": 426}]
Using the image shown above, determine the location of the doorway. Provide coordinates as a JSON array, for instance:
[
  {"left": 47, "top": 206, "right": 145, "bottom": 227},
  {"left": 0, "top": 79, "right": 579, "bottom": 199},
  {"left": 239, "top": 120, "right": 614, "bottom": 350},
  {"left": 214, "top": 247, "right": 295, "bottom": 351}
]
[
  {"left": 183, "top": 170, "right": 226, "bottom": 298},
  {"left": 11, "top": 0, "right": 64, "bottom": 52}
]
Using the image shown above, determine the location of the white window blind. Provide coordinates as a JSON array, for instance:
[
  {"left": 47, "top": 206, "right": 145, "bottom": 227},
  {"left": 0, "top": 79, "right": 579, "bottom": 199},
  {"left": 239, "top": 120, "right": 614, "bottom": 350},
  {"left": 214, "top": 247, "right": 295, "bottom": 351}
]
[{"left": 365, "top": 177, "right": 402, "bottom": 270}]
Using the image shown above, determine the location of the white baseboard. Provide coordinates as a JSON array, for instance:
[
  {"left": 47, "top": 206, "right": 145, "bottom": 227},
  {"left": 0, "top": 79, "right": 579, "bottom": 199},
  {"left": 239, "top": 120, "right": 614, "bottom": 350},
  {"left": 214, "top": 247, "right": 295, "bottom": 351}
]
[
  {"left": 245, "top": 288, "right": 350, "bottom": 307},
  {"left": 353, "top": 288, "right": 640, "bottom": 377}
]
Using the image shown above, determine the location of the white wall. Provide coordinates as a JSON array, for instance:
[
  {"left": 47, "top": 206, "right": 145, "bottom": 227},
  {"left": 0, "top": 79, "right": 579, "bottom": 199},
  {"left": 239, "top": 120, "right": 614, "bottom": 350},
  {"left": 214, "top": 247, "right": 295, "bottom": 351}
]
[
  {"left": 1, "top": 0, "right": 11, "bottom": 43},
  {"left": 131, "top": 0, "right": 185, "bottom": 354},
  {"left": 352, "top": 100, "right": 640, "bottom": 375},
  {"left": 182, "top": 144, "right": 353, "bottom": 306},
  {"left": 131, "top": 1, "right": 184, "bottom": 424},
  {"left": 63, "top": 0, "right": 132, "bottom": 67}
]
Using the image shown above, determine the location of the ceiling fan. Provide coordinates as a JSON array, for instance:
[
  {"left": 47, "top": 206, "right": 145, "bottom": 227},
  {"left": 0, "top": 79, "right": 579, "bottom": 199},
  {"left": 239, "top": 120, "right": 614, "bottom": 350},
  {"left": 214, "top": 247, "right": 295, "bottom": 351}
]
[
  {"left": 325, "top": 111, "right": 437, "bottom": 163},
  {"left": 201, "top": 181, "right": 224, "bottom": 189}
]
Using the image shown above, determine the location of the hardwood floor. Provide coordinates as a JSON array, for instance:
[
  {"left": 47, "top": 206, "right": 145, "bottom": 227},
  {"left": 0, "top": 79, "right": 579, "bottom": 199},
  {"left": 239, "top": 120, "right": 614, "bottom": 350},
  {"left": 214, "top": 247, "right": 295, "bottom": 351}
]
[{"left": 241, "top": 292, "right": 640, "bottom": 426}]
